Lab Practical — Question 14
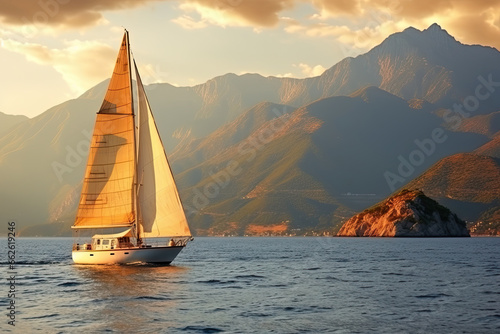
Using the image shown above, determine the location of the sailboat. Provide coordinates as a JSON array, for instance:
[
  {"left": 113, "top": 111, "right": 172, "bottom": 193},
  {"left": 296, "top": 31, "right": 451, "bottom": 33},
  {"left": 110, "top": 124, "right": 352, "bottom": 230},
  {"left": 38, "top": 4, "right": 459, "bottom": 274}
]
[{"left": 71, "top": 31, "right": 192, "bottom": 265}]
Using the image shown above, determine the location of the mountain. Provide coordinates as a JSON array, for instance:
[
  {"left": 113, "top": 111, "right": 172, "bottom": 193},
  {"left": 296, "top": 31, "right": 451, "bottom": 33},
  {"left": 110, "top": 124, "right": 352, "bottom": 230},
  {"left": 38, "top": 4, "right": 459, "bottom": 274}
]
[
  {"left": 470, "top": 113, "right": 500, "bottom": 158},
  {"left": 300, "top": 23, "right": 500, "bottom": 114},
  {"left": 0, "top": 98, "right": 99, "bottom": 231},
  {"left": 337, "top": 189, "right": 469, "bottom": 237},
  {"left": 5, "top": 23, "right": 500, "bottom": 235},
  {"left": 469, "top": 207, "right": 500, "bottom": 236},
  {"left": 402, "top": 107, "right": 500, "bottom": 235},
  {"left": 405, "top": 153, "right": 500, "bottom": 234},
  {"left": 0, "top": 111, "right": 29, "bottom": 136},
  {"left": 173, "top": 87, "right": 489, "bottom": 235},
  {"left": 455, "top": 111, "right": 500, "bottom": 138},
  {"left": 170, "top": 101, "right": 297, "bottom": 172},
  {"left": 82, "top": 23, "right": 500, "bottom": 151},
  {"left": 475, "top": 134, "right": 500, "bottom": 158}
]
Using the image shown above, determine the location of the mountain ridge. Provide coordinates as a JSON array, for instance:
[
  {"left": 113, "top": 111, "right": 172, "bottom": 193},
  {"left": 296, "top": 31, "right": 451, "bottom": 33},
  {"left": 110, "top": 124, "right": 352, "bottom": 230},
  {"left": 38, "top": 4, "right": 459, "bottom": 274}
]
[
  {"left": 174, "top": 87, "right": 490, "bottom": 236},
  {"left": 0, "top": 111, "right": 29, "bottom": 137},
  {"left": 5, "top": 23, "right": 500, "bottom": 235},
  {"left": 406, "top": 153, "right": 500, "bottom": 223}
]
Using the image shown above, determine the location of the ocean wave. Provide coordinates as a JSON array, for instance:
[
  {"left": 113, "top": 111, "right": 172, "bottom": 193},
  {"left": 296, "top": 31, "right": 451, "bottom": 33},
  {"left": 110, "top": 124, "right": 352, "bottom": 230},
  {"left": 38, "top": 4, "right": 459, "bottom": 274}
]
[
  {"left": 0, "top": 260, "right": 62, "bottom": 265},
  {"left": 414, "top": 293, "right": 452, "bottom": 299},
  {"left": 180, "top": 325, "right": 224, "bottom": 333},
  {"left": 233, "top": 274, "right": 265, "bottom": 279},
  {"left": 135, "top": 295, "right": 171, "bottom": 301},
  {"left": 196, "top": 279, "right": 237, "bottom": 285},
  {"left": 57, "top": 282, "right": 83, "bottom": 287}
]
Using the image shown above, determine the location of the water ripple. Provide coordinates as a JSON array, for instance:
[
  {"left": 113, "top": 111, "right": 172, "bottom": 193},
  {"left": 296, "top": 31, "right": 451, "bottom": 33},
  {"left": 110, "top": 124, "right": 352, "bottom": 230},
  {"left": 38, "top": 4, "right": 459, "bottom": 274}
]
[{"left": 2, "top": 237, "right": 499, "bottom": 333}]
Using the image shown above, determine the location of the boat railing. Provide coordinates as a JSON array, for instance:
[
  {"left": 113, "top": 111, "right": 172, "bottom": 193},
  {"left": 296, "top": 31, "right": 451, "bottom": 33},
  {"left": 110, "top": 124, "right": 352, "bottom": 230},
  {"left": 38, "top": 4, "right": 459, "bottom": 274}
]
[
  {"left": 73, "top": 243, "right": 92, "bottom": 251},
  {"left": 118, "top": 241, "right": 134, "bottom": 249},
  {"left": 173, "top": 237, "right": 190, "bottom": 247},
  {"left": 139, "top": 237, "right": 192, "bottom": 248},
  {"left": 72, "top": 237, "right": 193, "bottom": 251}
]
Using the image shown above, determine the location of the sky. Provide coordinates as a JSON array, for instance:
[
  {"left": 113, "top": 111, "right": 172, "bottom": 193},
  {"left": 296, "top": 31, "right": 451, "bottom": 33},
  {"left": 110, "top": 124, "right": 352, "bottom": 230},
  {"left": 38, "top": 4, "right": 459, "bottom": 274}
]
[{"left": 0, "top": 0, "right": 499, "bottom": 118}]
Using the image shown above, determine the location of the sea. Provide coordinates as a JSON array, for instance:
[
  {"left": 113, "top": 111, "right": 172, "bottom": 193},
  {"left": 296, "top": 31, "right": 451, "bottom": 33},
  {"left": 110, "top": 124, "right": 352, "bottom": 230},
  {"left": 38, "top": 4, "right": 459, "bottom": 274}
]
[{"left": 1, "top": 237, "right": 499, "bottom": 333}]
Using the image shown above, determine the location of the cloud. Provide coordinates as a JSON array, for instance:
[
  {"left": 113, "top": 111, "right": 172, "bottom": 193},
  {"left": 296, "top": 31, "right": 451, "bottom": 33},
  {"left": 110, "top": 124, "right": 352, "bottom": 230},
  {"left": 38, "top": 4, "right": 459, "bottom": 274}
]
[
  {"left": 2, "top": 0, "right": 499, "bottom": 54},
  {"left": 169, "top": 1, "right": 500, "bottom": 53},
  {"left": 284, "top": 18, "right": 405, "bottom": 54},
  {"left": 173, "top": 0, "right": 295, "bottom": 28},
  {"left": 444, "top": 11, "right": 500, "bottom": 49},
  {"left": 388, "top": 1, "right": 500, "bottom": 50},
  {"left": 271, "top": 63, "right": 325, "bottom": 80},
  {"left": 171, "top": 14, "right": 208, "bottom": 30},
  {"left": 311, "top": 0, "right": 361, "bottom": 17},
  {"left": 0, "top": 0, "right": 161, "bottom": 30},
  {"left": 297, "top": 63, "right": 326, "bottom": 77},
  {"left": 281, "top": 0, "right": 500, "bottom": 52},
  {"left": 2, "top": 38, "right": 116, "bottom": 93},
  {"left": 137, "top": 63, "right": 171, "bottom": 85},
  {"left": 275, "top": 72, "right": 294, "bottom": 78},
  {"left": 368, "top": 0, "right": 498, "bottom": 21}
]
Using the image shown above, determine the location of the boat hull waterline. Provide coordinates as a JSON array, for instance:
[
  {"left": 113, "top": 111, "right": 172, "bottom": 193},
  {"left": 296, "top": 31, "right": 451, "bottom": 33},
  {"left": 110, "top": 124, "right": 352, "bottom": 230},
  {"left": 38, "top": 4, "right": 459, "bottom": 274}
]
[{"left": 72, "top": 246, "right": 184, "bottom": 265}]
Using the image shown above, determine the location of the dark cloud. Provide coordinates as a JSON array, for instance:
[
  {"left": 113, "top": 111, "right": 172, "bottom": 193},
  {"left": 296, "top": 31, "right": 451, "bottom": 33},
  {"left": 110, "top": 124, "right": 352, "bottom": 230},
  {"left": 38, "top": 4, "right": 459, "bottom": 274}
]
[
  {"left": 187, "top": 0, "right": 295, "bottom": 27},
  {"left": 0, "top": 0, "right": 295, "bottom": 28},
  {"left": 0, "top": 0, "right": 161, "bottom": 27}
]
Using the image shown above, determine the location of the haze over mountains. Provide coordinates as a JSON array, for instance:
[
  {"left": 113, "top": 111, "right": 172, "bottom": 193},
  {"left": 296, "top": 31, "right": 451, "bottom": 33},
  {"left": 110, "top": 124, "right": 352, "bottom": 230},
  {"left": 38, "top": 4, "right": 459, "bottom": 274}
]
[
  {"left": 1, "top": 24, "right": 499, "bottom": 236},
  {"left": 0, "top": 112, "right": 28, "bottom": 136}
]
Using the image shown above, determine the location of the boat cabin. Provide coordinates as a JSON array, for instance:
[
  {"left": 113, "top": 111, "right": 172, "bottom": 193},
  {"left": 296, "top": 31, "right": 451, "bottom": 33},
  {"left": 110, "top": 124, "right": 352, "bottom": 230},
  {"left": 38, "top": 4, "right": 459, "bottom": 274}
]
[{"left": 91, "top": 229, "right": 134, "bottom": 250}]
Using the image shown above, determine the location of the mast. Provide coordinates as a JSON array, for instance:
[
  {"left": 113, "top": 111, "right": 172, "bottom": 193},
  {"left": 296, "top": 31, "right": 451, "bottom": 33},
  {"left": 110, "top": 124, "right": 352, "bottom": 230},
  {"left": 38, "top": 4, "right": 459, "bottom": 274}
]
[{"left": 126, "top": 30, "right": 142, "bottom": 245}]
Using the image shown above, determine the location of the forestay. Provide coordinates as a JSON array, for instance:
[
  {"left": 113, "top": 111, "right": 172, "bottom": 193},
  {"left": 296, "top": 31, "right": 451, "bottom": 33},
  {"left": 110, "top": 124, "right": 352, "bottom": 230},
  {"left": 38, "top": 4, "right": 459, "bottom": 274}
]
[{"left": 135, "top": 61, "right": 191, "bottom": 238}]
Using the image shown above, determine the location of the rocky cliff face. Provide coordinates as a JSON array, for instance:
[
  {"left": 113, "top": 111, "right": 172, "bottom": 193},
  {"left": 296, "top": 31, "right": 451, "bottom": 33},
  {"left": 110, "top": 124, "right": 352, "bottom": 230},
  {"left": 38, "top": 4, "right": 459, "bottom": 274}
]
[{"left": 337, "top": 189, "right": 470, "bottom": 237}]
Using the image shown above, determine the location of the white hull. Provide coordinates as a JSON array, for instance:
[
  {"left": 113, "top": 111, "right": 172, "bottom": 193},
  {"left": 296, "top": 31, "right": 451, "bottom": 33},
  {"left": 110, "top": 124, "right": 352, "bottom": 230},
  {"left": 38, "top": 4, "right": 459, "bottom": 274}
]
[{"left": 72, "top": 246, "right": 184, "bottom": 265}]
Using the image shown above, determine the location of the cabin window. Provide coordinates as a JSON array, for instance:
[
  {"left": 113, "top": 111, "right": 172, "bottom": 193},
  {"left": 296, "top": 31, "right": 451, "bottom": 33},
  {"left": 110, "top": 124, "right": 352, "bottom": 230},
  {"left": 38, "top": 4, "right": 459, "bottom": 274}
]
[
  {"left": 97, "top": 239, "right": 101, "bottom": 245},
  {"left": 102, "top": 239, "right": 110, "bottom": 245}
]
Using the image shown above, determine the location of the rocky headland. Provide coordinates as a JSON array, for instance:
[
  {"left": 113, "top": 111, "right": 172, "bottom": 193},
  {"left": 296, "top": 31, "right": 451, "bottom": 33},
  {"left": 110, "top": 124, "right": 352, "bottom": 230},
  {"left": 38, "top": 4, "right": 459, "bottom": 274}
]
[{"left": 337, "top": 189, "right": 470, "bottom": 237}]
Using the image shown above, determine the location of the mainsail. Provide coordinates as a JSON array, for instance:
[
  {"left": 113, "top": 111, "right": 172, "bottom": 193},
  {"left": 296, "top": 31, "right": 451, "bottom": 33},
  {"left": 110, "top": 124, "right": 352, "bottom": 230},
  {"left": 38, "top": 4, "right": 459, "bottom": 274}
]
[
  {"left": 135, "top": 61, "right": 192, "bottom": 238},
  {"left": 73, "top": 32, "right": 136, "bottom": 228}
]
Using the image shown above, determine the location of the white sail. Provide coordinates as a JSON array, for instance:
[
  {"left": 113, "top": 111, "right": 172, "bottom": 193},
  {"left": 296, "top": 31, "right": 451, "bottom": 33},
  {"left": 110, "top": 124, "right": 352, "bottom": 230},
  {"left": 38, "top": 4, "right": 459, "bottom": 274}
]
[
  {"left": 135, "top": 61, "right": 192, "bottom": 238},
  {"left": 73, "top": 32, "right": 135, "bottom": 228}
]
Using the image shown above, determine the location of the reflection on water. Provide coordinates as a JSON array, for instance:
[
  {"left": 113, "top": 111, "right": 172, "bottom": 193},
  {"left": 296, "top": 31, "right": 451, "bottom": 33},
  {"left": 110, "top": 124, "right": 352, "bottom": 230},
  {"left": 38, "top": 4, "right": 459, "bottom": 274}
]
[
  {"left": 73, "top": 264, "right": 189, "bottom": 332},
  {"left": 3, "top": 237, "right": 500, "bottom": 333}
]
